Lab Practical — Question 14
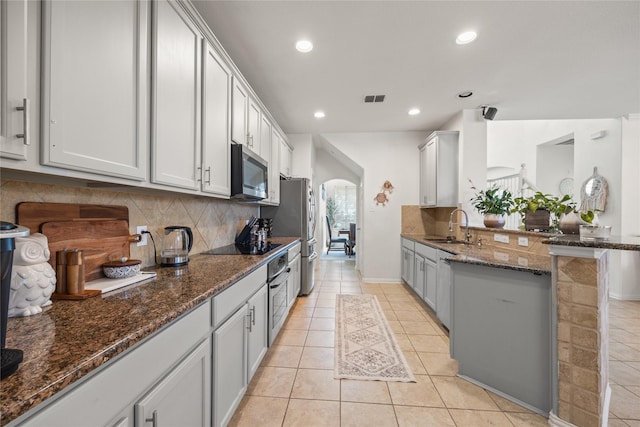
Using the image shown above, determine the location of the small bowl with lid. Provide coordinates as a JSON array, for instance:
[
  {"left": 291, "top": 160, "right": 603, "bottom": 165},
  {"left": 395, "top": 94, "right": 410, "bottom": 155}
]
[{"left": 103, "top": 257, "right": 141, "bottom": 279}]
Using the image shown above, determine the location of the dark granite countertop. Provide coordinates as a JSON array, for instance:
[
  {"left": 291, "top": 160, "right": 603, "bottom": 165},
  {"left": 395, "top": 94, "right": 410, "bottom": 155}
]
[
  {"left": 542, "top": 235, "right": 640, "bottom": 251},
  {"left": 1, "top": 237, "right": 300, "bottom": 425},
  {"left": 401, "top": 234, "right": 551, "bottom": 275}
]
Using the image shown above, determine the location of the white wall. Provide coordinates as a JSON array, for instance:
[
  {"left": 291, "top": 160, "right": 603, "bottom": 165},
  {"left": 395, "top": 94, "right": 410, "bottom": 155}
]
[
  {"left": 319, "top": 132, "right": 424, "bottom": 282},
  {"left": 442, "top": 109, "right": 488, "bottom": 226},
  {"left": 620, "top": 114, "right": 640, "bottom": 299}
]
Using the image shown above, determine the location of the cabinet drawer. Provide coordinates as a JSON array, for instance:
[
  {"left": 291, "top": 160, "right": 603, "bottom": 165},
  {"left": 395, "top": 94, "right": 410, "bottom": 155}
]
[
  {"left": 213, "top": 264, "right": 267, "bottom": 328},
  {"left": 415, "top": 242, "right": 437, "bottom": 260},
  {"left": 288, "top": 241, "right": 301, "bottom": 259},
  {"left": 401, "top": 238, "right": 415, "bottom": 251}
]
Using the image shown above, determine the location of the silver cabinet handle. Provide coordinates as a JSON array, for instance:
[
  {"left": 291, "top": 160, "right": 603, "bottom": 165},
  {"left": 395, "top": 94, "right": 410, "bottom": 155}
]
[
  {"left": 196, "top": 166, "right": 202, "bottom": 182},
  {"left": 205, "top": 166, "right": 211, "bottom": 184},
  {"left": 145, "top": 410, "right": 158, "bottom": 426},
  {"left": 250, "top": 306, "right": 256, "bottom": 326},
  {"left": 246, "top": 313, "right": 252, "bottom": 332},
  {"left": 16, "top": 98, "right": 30, "bottom": 145}
]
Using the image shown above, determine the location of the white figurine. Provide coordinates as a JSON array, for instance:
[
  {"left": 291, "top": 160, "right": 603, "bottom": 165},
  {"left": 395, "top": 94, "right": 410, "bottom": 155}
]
[{"left": 9, "top": 233, "right": 56, "bottom": 317}]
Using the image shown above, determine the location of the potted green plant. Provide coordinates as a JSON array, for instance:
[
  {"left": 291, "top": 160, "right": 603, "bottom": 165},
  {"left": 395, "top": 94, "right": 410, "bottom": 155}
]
[
  {"left": 511, "top": 190, "right": 575, "bottom": 232},
  {"left": 469, "top": 181, "right": 514, "bottom": 229}
]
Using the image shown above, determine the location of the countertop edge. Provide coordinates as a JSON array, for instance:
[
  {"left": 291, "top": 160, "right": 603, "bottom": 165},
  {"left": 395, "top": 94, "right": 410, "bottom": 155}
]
[{"left": 1, "top": 238, "right": 301, "bottom": 425}]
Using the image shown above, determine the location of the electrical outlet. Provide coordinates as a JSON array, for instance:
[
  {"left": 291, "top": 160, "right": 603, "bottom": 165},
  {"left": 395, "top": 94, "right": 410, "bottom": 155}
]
[
  {"left": 493, "top": 233, "right": 509, "bottom": 244},
  {"left": 136, "top": 226, "right": 148, "bottom": 246},
  {"left": 518, "top": 237, "right": 529, "bottom": 247}
]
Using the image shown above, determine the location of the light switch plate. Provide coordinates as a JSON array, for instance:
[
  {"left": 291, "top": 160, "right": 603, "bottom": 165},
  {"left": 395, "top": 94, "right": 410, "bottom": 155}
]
[
  {"left": 518, "top": 237, "right": 529, "bottom": 247},
  {"left": 493, "top": 233, "right": 509, "bottom": 244}
]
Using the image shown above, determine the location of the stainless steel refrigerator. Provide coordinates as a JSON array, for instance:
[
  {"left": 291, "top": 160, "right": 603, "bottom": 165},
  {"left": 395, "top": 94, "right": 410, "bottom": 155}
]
[{"left": 261, "top": 178, "right": 317, "bottom": 295}]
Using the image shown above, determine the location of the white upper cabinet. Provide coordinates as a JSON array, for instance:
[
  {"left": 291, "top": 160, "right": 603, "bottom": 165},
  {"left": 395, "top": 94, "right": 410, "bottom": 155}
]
[
  {"left": 266, "top": 127, "right": 281, "bottom": 204},
  {"left": 419, "top": 131, "right": 459, "bottom": 207},
  {"left": 231, "top": 76, "right": 248, "bottom": 146},
  {"left": 202, "top": 41, "right": 231, "bottom": 197},
  {"left": 1, "top": 0, "right": 29, "bottom": 161},
  {"left": 41, "top": 0, "right": 149, "bottom": 180},
  {"left": 279, "top": 136, "right": 292, "bottom": 178},
  {"left": 151, "top": 0, "right": 202, "bottom": 190},
  {"left": 247, "top": 97, "right": 261, "bottom": 154}
]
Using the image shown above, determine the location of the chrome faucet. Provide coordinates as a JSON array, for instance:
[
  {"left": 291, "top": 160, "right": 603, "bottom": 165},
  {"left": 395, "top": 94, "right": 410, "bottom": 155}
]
[{"left": 449, "top": 208, "right": 471, "bottom": 243}]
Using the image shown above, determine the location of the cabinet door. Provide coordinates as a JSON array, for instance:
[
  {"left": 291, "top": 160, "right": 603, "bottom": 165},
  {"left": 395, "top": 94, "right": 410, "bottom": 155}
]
[
  {"left": 0, "top": 0, "right": 29, "bottom": 160},
  {"left": 289, "top": 254, "right": 301, "bottom": 305},
  {"left": 247, "top": 284, "right": 268, "bottom": 381},
  {"left": 247, "top": 98, "right": 261, "bottom": 153},
  {"left": 42, "top": 0, "right": 149, "bottom": 180},
  {"left": 135, "top": 339, "right": 211, "bottom": 427},
  {"left": 425, "top": 137, "right": 437, "bottom": 207},
  {"left": 419, "top": 146, "right": 428, "bottom": 207},
  {"left": 214, "top": 305, "right": 247, "bottom": 427},
  {"left": 260, "top": 115, "right": 272, "bottom": 167},
  {"left": 436, "top": 254, "right": 452, "bottom": 329},
  {"left": 279, "top": 138, "right": 291, "bottom": 177},
  {"left": 424, "top": 258, "right": 437, "bottom": 310},
  {"left": 231, "top": 77, "right": 248, "bottom": 145},
  {"left": 267, "top": 128, "right": 281, "bottom": 204},
  {"left": 151, "top": 0, "right": 202, "bottom": 189},
  {"left": 401, "top": 248, "right": 414, "bottom": 287},
  {"left": 202, "top": 41, "right": 231, "bottom": 196},
  {"left": 414, "top": 254, "right": 425, "bottom": 299}
]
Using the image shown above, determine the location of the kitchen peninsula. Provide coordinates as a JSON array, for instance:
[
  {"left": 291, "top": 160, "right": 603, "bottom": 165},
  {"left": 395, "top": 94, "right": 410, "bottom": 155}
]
[{"left": 1, "top": 237, "right": 299, "bottom": 426}]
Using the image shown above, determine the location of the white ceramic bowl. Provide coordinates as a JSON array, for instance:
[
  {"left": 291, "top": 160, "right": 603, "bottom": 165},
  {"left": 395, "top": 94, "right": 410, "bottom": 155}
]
[{"left": 103, "top": 259, "right": 141, "bottom": 279}]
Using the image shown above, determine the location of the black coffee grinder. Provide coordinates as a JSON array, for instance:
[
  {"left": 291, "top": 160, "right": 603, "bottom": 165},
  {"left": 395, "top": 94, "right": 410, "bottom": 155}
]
[{"left": 1, "top": 221, "right": 29, "bottom": 380}]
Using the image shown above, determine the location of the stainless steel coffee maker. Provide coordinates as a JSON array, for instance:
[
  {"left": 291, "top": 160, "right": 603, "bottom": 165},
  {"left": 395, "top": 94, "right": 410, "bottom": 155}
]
[{"left": 160, "top": 226, "right": 193, "bottom": 267}]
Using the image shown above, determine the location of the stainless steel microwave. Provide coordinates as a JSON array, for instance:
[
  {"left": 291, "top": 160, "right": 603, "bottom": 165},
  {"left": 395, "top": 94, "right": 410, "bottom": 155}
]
[{"left": 231, "top": 143, "right": 268, "bottom": 200}]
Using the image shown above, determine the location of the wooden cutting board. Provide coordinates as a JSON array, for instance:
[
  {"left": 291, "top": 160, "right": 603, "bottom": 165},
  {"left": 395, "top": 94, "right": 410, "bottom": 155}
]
[
  {"left": 16, "top": 202, "right": 129, "bottom": 234},
  {"left": 16, "top": 203, "right": 137, "bottom": 283},
  {"left": 41, "top": 220, "right": 140, "bottom": 282}
]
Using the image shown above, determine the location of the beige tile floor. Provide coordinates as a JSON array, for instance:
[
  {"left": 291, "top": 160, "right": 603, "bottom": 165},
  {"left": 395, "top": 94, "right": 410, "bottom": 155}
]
[
  {"left": 608, "top": 299, "right": 640, "bottom": 426},
  {"left": 229, "top": 258, "right": 640, "bottom": 426}
]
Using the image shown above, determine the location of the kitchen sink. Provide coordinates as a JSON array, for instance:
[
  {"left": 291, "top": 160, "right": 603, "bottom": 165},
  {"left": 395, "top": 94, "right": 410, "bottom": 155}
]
[{"left": 424, "top": 238, "right": 470, "bottom": 245}]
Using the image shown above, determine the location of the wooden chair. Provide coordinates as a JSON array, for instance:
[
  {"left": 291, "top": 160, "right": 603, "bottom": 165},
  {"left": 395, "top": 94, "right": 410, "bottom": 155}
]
[
  {"left": 326, "top": 216, "right": 348, "bottom": 254},
  {"left": 347, "top": 223, "right": 356, "bottom": 257}
]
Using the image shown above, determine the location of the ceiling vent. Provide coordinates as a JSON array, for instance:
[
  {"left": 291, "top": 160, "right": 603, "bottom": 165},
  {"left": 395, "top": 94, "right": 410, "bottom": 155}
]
[{"left": 364, "top": 95, "right": 386, "bottom": 103}]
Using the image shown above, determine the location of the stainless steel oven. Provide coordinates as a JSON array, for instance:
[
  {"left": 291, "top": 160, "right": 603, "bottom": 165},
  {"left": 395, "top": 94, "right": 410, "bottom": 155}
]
[{"left": 267, "top": 252, "right": 289, "bottom": 345}]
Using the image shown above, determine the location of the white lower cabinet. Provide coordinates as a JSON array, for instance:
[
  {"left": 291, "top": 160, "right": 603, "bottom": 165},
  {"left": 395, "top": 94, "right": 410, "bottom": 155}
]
[
  {"left": 413, "top": 253, "right": 426, "bottom": 299},
  {"left": 415, "top": 243, "right": 437, "bottom": 310},
  {"left": 401, "top": 238, "right": 415, "bottom": 288},
  {"left": 12, "top": 302, "right": 211, "bottom": 427},
  {"left": 212, "top": 265, "right": 268, "bottom": 427},
  {"left": 287, "top": 253, "right": 301, "bottom": 308},
  {"left": 135, "top": 339, "right": 211, "bottom": 427},
  {"left": 436, "top": 250, "right": 453, "bottom": 329}
]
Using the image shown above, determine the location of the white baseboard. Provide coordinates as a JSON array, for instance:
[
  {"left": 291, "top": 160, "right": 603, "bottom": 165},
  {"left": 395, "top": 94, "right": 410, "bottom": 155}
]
[
  {"left": 609, "top": 292, "right": 640, "bottom": 301},
  {"left": 361, "top": 277, "right": 402, "bottom": 284}
]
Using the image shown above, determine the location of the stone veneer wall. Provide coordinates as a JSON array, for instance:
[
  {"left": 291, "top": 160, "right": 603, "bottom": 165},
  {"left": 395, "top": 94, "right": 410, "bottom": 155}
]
[
  {"left": 0, "top": 179, "right": 259, "bottom": 268},
  {"left": 556, "top": 253, "right": 609, "bottom": 427}
]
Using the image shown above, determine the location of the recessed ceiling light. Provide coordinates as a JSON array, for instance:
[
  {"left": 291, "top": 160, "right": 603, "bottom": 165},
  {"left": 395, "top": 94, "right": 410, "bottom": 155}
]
[
  {"left": 456, "top": 31, "right": 477, "bottom": 45},
  {"left": 296, "top": 40, "right": 313, "bottom": 53},
  {"left": 314, "top": 111, "right": 325, "bottom": 119},
  {"left": 408, "top": 108, "right": 421, "bottom": 116},
  {"left": 457, "top": 91, "right": 473, "bottom": 98}
]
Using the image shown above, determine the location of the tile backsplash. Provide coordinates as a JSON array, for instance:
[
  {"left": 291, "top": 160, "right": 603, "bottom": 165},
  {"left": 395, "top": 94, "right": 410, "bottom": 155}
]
[{"left": 0, "top": 179, "right": 258, "bottom": 267}]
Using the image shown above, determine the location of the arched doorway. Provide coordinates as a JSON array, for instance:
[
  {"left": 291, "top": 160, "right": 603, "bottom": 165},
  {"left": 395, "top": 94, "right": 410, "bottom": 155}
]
[{"left": 318, "top": 179, "right": 357, "bottom": 260}]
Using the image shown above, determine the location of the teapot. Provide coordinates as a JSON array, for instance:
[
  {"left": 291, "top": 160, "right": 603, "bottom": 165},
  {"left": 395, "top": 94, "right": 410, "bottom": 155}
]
[{"left": 161, "top": 226, "right": 193, "bottom": 267}]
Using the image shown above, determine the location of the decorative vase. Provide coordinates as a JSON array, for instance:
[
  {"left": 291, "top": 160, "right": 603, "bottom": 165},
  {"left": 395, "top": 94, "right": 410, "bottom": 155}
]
[
  {"left": 483, "top": 214, "right": 506, "bottom": 229},
  {"left": 559, "top": 211, "right": 583, "bottom": 235},
  {"left": 524, "top": 209, "right": 550, "bottom": 231}
]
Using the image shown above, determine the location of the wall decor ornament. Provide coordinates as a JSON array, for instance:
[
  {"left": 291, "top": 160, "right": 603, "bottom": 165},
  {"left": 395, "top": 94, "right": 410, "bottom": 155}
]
[
  {"left": 373, "top": 181, "right": 394, "bottom": 206},
  {"left": 579, "top": 167, "right": 608, "bottom": 213}
]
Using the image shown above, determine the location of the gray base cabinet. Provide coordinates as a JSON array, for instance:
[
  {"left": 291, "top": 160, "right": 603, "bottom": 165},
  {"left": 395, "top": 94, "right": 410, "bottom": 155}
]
[
  {"left": 450, "top": 262, "right": 552, "bottom": 414},
  {"left": 435, "top": 250, "right": 453, "bottom": 329},
  {"left": 11, "top": 302, "right": 211, "bottom": 427},
  {"left": 212, "top": 265, "right": 268, "bottom": 427},
  {"left": 135, "top": 339, "right": 211, "bottom": 427}
]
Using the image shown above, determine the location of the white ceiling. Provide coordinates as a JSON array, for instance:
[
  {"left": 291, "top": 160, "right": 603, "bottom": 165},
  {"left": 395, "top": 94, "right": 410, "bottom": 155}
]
[{"left": 192, "top": 1, "right": 640, "bottom": 134}]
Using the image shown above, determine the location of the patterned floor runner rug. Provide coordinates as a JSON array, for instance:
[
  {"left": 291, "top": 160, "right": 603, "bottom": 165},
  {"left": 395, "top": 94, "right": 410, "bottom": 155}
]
[{"left": 335, "top": 294, "right": 416, "bottom": 382}]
